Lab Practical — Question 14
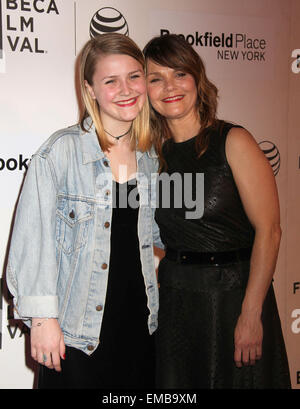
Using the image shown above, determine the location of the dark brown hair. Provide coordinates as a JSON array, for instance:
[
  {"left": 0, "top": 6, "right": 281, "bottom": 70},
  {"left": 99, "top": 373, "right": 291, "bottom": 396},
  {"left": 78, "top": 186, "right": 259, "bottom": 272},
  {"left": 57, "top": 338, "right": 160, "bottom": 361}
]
[{"left": 143, "top": 34, "right": 219, "bottom": 170}]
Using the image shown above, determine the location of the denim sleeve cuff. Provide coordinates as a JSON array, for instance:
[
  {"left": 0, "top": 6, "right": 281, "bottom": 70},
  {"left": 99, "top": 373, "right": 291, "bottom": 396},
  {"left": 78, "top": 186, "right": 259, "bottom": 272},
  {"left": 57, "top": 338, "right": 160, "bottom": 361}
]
[{"left": 16, "top": 296, "right": 59, "bottom": 320}]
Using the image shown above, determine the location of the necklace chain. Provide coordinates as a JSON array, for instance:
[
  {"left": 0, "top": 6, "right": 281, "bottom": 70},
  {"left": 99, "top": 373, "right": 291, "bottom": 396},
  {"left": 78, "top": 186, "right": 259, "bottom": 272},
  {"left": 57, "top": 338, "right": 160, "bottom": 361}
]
[{"left": 104, "top": 125, "right": 132, "bottom": 141}]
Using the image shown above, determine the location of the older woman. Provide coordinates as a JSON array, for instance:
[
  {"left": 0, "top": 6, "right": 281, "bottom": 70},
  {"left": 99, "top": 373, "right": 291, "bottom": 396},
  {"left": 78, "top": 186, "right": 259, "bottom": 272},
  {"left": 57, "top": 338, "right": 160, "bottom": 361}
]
[
  {"left": 144, "top": 34, "right": 291, "bottom": 389},
  {"left": 6, "top": 33, "right": 161, "bottom": 389}
]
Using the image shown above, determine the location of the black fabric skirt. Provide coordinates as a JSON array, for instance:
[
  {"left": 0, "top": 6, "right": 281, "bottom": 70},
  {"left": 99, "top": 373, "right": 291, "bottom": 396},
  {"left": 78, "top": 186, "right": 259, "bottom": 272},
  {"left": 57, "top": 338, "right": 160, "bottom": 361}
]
[
  {"left": 156, "top": 256, "right": 291, "bottom": 389},
  {"left": 38, "top": 180, "right": 155, "bottom": 389}
]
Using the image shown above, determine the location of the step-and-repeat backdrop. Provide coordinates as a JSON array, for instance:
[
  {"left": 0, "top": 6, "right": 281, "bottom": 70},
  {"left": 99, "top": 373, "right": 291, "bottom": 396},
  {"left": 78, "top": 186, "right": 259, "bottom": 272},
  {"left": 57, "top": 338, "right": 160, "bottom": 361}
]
[{"left": 0, "top": 0, "right": 299, "bottom": 389}]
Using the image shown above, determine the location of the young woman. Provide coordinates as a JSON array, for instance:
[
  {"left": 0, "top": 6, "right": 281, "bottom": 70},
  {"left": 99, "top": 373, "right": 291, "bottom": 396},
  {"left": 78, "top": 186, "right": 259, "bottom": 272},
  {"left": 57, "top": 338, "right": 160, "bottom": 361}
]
[
  {"left": 144, "top": 34, "right": 291, "bottom": 389},
  {"left": 6, "top": 33, "right": 161, "bottom": 389}
]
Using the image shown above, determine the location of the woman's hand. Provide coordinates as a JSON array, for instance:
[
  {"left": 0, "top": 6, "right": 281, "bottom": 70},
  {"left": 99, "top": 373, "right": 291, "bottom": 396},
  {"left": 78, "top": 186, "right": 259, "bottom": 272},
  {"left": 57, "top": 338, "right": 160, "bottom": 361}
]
[
  {"left": 234, "top": 310, "right": 263, "bottom": 367},
  {"left": 31, "top": 318, "right": 65, "bottom": 372}
]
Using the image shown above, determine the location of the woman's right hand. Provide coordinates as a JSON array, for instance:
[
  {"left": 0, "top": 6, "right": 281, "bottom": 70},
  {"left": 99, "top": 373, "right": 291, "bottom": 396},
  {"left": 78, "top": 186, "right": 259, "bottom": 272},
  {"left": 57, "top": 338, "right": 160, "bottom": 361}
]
[{"left": 30, "top": 318, "right": 65, "bottom": 372}]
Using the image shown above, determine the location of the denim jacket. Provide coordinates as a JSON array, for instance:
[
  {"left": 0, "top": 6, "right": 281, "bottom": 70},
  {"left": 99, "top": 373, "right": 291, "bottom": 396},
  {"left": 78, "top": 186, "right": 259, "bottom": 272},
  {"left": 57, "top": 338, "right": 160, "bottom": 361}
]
[{"left": 6, "top": 119, "right": 162, "bottom": 355}]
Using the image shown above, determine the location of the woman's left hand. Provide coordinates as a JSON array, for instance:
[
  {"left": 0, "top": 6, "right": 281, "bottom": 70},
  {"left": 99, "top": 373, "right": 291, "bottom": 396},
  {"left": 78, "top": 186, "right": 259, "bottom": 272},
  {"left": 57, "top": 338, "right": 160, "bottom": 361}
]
[{"left": 234, "top": 310, "right": 263, "bottom": 367}]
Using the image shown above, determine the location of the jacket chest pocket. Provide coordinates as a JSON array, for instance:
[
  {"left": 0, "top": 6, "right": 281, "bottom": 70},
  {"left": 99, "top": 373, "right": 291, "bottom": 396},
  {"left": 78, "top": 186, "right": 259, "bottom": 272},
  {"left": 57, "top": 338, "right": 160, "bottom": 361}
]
[{"left": 56, "top": 196, "right": 94, "bottom": 255}]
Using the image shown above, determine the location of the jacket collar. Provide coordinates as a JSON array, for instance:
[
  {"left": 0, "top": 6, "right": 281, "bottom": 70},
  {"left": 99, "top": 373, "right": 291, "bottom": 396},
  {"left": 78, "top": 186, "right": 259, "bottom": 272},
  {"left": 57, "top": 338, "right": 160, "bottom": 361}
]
[
  {"left": 80, "top": 118, "right": 105, "bottom": 164},
  {"left": 146, "top": 146, "right": 158, "bottom": 159},
  {"left": 136, "top": 146, "right": 158, "bottom": 161}
]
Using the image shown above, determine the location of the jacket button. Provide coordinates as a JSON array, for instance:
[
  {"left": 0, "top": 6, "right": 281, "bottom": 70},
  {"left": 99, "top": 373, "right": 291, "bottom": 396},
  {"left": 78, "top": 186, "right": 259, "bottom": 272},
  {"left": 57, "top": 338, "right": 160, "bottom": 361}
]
[
  {"left": 103, "top": 160, "right": 109, "bottom": 167},
  {"left": 104, "top": 221, "right": 110, "bottom": 229},
  {"left": 96, "top": 305, "right": 103, "bottom": 311},
  {"left": 102, "top": 263, "right": 108, "bottom": 270},
  {"left": 69, "top": 210, "right": 75, "bottom": 219},
  {"left": 105, "top": 190, "right": 111, "bottom": 196},
  {"left": 87, "top": 345, "right": 94, "bottom": 351}
]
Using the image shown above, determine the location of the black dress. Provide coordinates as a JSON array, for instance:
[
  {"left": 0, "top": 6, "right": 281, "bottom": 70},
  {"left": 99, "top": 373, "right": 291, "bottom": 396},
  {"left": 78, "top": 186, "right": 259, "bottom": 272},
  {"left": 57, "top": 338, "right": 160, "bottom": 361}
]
[
  {"left": 38, "top": 179, "right": 155, "bottom": 389},
  {"left": 155, "top": 121, "right": 291, "bottom": 389}
]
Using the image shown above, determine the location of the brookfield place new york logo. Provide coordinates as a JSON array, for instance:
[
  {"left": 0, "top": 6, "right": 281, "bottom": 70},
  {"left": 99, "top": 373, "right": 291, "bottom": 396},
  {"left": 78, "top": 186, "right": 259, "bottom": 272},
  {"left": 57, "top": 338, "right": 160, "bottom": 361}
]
[{"left": 90, "top": 7, "right": 129, "bottom": 38}]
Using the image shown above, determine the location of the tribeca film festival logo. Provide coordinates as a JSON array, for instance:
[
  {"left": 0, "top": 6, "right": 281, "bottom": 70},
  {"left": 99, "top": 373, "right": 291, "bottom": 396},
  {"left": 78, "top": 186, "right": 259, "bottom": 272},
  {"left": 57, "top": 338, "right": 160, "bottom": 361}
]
[
  {"left": 258, "top": 140, "right": 280, "bottom": 176},
  {"left": 291, "top": 49, "right": 300, "bottom": 74},
  {"left": 292, "top": 282, "right": 300, "bottom": 334},
  {"left": 1, "top": 0, "right": 59, "bottom": 56},
  {"left": 0, "top": 280, "right": 29, "bottom": 350},
  {"left": 89, "top": 7, "right": 129, "bottom": 38},
  {"left": 291, "top": 282, "right": 300, "bottom": 384},
  {"left": 160, "top": 29, "right": 267, "bottom": 62}
]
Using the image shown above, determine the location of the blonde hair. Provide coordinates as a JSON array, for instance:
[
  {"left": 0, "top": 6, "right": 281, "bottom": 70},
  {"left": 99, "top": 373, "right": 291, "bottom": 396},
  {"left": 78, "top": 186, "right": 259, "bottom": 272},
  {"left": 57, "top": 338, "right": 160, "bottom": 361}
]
[{"left": 79, "top": 33, "right": 151, "bottom": 152}]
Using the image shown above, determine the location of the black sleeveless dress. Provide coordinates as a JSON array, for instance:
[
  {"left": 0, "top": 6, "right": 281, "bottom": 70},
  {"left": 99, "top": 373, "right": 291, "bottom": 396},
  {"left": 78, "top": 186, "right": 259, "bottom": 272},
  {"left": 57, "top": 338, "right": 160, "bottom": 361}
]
[
  {"left": 155, "top": 121, "right": 291, "bottom": 389},
  {"left": 38, "top": 179, "right": 155, "bottom": 389}
]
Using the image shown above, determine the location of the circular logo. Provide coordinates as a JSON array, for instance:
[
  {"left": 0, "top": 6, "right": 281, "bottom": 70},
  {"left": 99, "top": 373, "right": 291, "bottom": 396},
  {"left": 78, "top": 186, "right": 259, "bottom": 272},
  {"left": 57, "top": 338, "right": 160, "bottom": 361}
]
[
  {"left": 90, "top": 7, "right": 129, "bottom": 38},
  {"left": 259, "top": 140, "right": 280, "bottom": 176}
]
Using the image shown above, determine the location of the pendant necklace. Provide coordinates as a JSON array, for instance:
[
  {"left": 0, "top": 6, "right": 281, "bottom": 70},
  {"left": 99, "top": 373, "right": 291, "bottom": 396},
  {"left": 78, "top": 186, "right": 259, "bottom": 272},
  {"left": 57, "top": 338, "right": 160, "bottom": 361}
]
[{"left": 104, "top": 125, "right": 132, "bottom": 141}]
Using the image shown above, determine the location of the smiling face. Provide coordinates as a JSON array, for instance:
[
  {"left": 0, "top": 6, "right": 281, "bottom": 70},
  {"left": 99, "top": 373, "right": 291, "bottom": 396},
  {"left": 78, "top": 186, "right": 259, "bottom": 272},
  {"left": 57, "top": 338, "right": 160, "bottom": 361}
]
[
  {"left": 146, "top": 59, "right": 198, "bottom": 123},
  {"left": 85, "top": 53, "right": 146, "bottom": 130}
]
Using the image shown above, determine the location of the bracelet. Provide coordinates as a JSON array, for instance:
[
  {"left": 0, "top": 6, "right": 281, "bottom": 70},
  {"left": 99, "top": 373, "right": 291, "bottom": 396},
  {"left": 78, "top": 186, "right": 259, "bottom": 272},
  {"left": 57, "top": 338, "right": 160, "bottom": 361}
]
[{"left": 31, "top": 318, "right": 50, "bottom": 328}]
